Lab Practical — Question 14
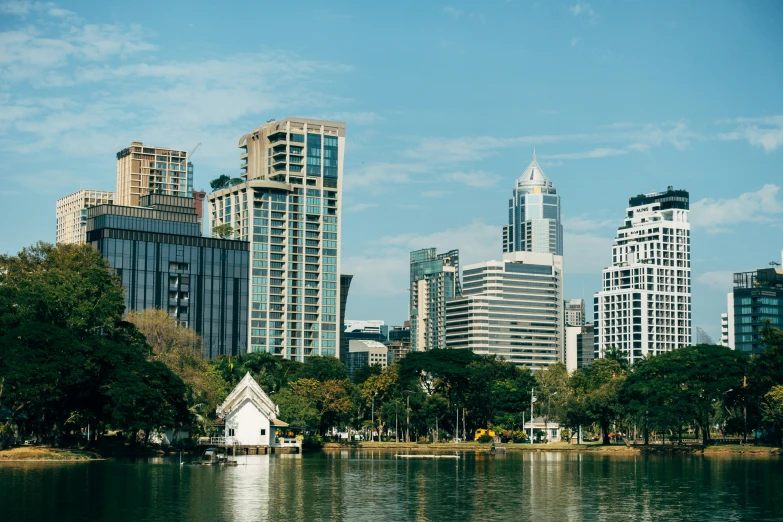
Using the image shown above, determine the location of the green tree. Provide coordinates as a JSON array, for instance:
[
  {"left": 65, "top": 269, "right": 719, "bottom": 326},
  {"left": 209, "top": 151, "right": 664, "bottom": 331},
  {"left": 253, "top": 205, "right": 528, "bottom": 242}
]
[
  {"left": 212, "top": 224, "right": 234, "bottom": 239},
  {"left": 0, "top": 242, "right": 125, "bottom": 335},
  {"left": 298, "top": 356, "right": 348, "bottom": 382},
  {"left": 353, "top": 364, "right": 383, "bottom": 384},
  {"left": 761, "top": 386, "right": 783, "bottom": 446},
  {"left": 210, "top": 175, "right": 245, "bottom": 191},
  {"left": 535, "top": 362, "right": 570, "bottom": 436},
  {"left": 579, "top": 358, "right": 626, "bottom": 444}
]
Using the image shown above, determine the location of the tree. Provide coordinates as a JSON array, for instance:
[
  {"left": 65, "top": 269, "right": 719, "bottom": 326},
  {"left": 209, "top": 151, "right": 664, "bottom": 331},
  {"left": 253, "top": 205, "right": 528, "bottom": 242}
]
[
  {"left": 0, "top": 242, "right": 125, "bottom": 336},
  {"left": 579, "top": 359, "right": 626, "bottom": 444},
  {"left": 212, "top": 224, "right": 234, "bottom": 239},
  {"left": 353, "top": 364, "right": 383, "bottom": 384},
  {"left": 289, "top": 378, "right": 353, "bottom": 435},
  {"left": 535, "top": 362, "right": 570, "bottom": 438},
  {"left": 761, "top": 386, "right": 783, "bottom": 446},
  {"left": 125, "top": 309, "right": 229, "bottom": 415},
  {"left": 298, "top": 356, "right": 348, "bottom": 382},
  {"left": 210, "top": 175, "right": 245, "bottom": 191},
  {"left": 274, "top": 388, "right": 320, "bottom": 432}
]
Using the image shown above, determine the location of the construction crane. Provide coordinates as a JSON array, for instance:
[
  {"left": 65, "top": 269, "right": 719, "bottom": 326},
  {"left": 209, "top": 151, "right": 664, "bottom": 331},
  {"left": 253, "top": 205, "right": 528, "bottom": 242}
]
[{"left": 189, "top": 142, "right": 201, "bottom": 159}]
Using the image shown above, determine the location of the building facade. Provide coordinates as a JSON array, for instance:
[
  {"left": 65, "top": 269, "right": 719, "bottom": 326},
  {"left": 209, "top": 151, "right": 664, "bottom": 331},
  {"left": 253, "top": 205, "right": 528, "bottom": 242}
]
[
  {"left": 502, "top": 152, "right": 563, "bottom": 255},
  {"left": 719, "top": 313, "right": 731, "bottom": 347},
  {"left": 346, "top": 339, "right": 389, "bottom": 380},
  {"left": 56, "top": 190, "right": 114, "bottom": 244},
  {"left": 116, "top": 141, "right": 192, "bottom": 207},
  {"left": 339, "top": 274, "right": 353, "bottom": 361},
  {"left": 445, "top": 251, "right": 564, "bottom": 370},
  {"left": 594, "top": 187, "right": 691, "bottom": 365},
  {"left": 410, "top": 248, "right": 461, "bottom": 351},
  {"left": 565, "top": 298, "right": 585, "bottom": 327},
  {"left": 87, "top": 194, "right": 249, "bottom": 359},
  {"left": 387, "top": 322, "right": 412, "bottom": 362},
  {"left": 565, "top": 324, "right": 594, "bottom": 372},
  {"left": 731, "top": 267, "right": 783, "bottom": 354},
  {"left": 208, "top": 118, "right": 345, "bottom": 361}
]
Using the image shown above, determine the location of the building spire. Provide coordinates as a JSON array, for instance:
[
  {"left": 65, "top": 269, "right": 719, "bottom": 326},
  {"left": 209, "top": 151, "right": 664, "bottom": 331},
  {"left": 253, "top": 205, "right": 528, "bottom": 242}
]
[{"left": 532, "top": 146, "right": 536, "bottom": 161}]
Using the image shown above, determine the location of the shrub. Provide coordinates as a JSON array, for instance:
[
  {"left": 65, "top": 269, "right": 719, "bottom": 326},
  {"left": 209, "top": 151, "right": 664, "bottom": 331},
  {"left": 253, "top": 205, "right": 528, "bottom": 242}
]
[{"left": 477, "top": 434, "right": 493, "bottom": 443}]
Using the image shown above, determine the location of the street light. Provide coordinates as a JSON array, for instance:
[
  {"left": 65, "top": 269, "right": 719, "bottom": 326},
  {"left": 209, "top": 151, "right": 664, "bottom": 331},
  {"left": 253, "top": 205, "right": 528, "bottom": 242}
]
[{"left": 402, "top": 390, "right": 413, "bottom": 443}]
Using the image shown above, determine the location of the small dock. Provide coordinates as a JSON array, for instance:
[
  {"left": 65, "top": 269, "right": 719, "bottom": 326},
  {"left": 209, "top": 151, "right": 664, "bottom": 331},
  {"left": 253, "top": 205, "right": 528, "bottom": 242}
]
[{"left": 197, "top": 437, "right": 300, "bottom": 455}]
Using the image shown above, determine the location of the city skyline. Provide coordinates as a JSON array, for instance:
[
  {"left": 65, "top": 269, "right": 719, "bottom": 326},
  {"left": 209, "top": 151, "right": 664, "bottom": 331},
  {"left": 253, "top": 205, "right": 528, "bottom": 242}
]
[{"left": 2, "top": 1, "right": 783, "bottom": 342}]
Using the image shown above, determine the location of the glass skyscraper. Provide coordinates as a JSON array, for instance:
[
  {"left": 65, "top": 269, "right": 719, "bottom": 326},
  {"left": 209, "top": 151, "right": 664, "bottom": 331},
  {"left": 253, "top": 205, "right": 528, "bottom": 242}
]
[
  {"left": 409, "top": 248, "right": 461, "bottom": 351},
  {"left": 502, "top": 152, "right": 563, "bottom": 255},
  {"left": 87, "top": 194, "right": 249, "bottom": 359},
  {"left": 729, "top": 267, "right": 783, "bottom": 354},
  {"left": 208, "top": 118, "right": 345, "bottom": 361}
]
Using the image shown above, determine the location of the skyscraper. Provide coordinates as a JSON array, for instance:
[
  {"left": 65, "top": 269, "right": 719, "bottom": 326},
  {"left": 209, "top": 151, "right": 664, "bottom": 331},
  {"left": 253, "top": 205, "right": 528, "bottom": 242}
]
[
  {"left": 503, "top": 152, "right": 563, "bottom": 255},
  {"left": 116, "top": 142, "right": 191, "bottom": 207},
  {"left": 87, "top": 194, "right": 249, "bottom": 359},
  {"left": 565, "top": 298, "right": 586, "bottom": 326},
  {"left": 594, "top": 187, "right": 691, "bottom": 365},
  {"left": 730, "top": 266, "right": 783, "bottom": 354},
  {"left": 409, "top": 248, "right": 461, "bottom": 351},
  {"left": 56, "top": 189, "right": 114, "bottom": 244},
  {"left": 208, "top": 118, "right": 345, "bottom": 361},
  {"left": 445, "top": 251, "right": 564, "bottom": 369}
]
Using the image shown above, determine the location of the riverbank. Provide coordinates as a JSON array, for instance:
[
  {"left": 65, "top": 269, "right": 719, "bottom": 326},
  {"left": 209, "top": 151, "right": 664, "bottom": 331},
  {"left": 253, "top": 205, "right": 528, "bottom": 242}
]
[
  {"left": 322, "top": 441, "right": 783, "bottom": 455},
  {"left": 0, "top": 447, "right": 103, "bottom": 462}
]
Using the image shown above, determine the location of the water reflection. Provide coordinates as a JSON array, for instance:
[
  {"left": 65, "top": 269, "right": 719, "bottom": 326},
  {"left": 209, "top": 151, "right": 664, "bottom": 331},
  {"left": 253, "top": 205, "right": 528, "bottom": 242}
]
[{"left": 0, "top": 452, "right": 781, "bottom": 521}]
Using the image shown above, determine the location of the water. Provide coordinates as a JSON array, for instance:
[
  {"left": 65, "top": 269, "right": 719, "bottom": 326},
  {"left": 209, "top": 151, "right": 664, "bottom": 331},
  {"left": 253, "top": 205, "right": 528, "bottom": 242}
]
[{"left": 1, "top": 450, "right": 781, "bottom": 521}]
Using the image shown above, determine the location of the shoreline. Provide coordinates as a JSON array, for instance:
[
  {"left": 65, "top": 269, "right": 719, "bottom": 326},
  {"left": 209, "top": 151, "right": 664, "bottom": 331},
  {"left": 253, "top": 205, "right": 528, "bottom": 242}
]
[
  {"left": 0, "top": 447, "right": 104, "bottom": 462},
  {"left": 322, "top": 441, "right": 783, "bottom": 456}
]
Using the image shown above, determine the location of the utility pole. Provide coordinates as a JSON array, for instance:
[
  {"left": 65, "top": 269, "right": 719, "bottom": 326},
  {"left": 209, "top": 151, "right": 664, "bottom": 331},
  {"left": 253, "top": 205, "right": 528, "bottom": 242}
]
[
  {"left": 371, "top": 394, "right": 375, "bottom": 442},
  {"left": 530, "top": 388, "right": 535, "bottom": 444},
  {"left": 406, "top": 393, "right": 411, "bottom": 443}
]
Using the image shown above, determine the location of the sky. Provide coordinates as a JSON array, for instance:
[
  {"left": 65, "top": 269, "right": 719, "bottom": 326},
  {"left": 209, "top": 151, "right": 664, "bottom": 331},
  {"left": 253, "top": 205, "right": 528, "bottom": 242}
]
[{"left": 1, "top": 0, "right": 782, "bottom": 341}]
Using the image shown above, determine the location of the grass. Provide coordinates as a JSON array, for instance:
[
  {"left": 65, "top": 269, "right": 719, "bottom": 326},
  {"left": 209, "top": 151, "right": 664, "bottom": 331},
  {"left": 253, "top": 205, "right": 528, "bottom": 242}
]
[{"left": 0, "top": 446, "right": 102, "bottom": 461}]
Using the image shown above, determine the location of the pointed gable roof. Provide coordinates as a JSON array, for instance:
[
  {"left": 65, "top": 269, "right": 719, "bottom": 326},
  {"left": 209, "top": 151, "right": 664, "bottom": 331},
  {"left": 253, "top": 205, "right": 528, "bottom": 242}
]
[
  {"left": 216, "top": 372, "right": 280, "bottom": 419},
  {"left": 516, "top": 151, "right": 553, "bottom": 190}
]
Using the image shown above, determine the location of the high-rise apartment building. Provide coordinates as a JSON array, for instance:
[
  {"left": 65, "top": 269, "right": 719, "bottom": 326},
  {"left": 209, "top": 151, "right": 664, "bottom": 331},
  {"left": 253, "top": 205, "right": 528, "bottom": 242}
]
[
  {"left": 56, "top": 189, "right": 114, "bottom": 244},
  {"left": 445, "top": 251, "right": 564, "bottom": 370},
  {"left": 719, "top": 313, "right": 731, "bottom": 347},
  {"left": 87, "top": 194, "right": 248, "bottom": 359},
  {"left": 730, "top": 267, "right": 783, "bottom": 354},
  {"left": 116, "top": 142, "right": 192, "bottom": 207},
  {"left": 502, "top": 152, "right": 563, "bottom": 255},
  {"left": 565, "top": 298, "right": 585, "bottom": 326},
  {"left": 339, "top": 274, "right": 353, "bottom": 361},
  {"left": 409, "top": 248, "right": 461, "bottom": 351},
  {"left": 208, "top": 118, "right": 345, "bottom": 361},
  {"left": 387, "top": 322, "right": 412, "bottom": 362},
  {"left": 594, "top": 187, "right": 691, "bottom": 365}
]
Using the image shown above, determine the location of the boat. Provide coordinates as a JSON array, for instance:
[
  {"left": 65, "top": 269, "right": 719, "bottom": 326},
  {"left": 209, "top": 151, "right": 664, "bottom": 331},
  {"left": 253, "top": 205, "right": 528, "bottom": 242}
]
[{"left": 196, "top": 447, "right": 239, "bottom": 466}]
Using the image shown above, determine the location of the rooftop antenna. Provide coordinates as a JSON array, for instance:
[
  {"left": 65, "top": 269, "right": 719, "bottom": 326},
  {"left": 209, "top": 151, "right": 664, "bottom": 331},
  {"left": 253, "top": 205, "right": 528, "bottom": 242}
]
[
  {"left": 769, "top": 261, "right": 781, "bottom": 267},
  {"left": 189, "top": 143, "right": 201, "bottom": 159}
]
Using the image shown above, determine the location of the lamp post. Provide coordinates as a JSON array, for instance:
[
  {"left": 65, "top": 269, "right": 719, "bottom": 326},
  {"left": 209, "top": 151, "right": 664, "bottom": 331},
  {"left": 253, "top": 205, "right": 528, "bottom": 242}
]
[
  {"left": 402, "top": 390, "right": 413, "bottom": 443},
  {"left": 371, "top": 393, "right": 376, "bottom": 442},
  {"left": 530, "top": 388, "right": 536, "bottom": 444}
]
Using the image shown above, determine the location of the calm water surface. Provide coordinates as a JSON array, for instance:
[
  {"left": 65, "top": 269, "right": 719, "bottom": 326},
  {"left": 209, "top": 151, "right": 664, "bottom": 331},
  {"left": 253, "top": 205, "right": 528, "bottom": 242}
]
[{"left": 1, "top": 450, "right": 781, "bottom": 521}]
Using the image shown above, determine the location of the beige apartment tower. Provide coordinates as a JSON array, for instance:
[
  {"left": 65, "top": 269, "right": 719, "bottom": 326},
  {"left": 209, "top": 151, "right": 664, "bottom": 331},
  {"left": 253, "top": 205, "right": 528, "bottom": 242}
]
[
  {"left": 115, "top": 141, "right": 192, "bottom": 207},
  {"left": 208, "top": 117, "right": 346, "bottom": 361},
  {"left": 56, "top": 189, "right": 114, "bottom": 244}
]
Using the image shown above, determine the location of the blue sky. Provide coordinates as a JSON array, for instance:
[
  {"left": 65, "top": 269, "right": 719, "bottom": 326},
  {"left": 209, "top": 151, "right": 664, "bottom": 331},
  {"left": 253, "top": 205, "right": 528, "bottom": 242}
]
[{"left": 1, "top": 1, "right": 782, "bottom": 341}]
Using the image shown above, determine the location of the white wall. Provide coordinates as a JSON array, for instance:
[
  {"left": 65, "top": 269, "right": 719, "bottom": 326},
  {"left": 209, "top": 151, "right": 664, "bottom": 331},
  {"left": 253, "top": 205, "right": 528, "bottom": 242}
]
[{"left": 225, "top": 398, "right": 272, "bottom": 446}]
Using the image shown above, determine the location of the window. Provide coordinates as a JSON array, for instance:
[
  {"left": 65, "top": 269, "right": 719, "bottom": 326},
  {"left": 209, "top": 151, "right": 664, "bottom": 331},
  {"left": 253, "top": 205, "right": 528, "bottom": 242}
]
[
  {"left": 260, "top": 429, "right": 266, "bottom": 436},
  {"left": 228, "top": 428, "right": 235, "bottom": 436}
]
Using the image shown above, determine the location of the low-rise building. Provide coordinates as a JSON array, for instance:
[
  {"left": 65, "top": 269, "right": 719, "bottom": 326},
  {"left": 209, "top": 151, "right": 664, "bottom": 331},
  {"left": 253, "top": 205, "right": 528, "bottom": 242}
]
[
  {"left": 565, "top": 324, "right": 594, "bottom": 372},
  {"left": 216, "top": 373, "right": 298, "bottom": 449},
  {"left": 346, "top": 339, "right": 388, "bottom": 379}
]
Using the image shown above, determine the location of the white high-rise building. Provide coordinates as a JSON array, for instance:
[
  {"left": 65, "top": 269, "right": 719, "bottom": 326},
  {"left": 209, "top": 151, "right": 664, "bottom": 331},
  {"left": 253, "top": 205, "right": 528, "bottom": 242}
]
[
  {"left": 445, "top": 251, "right": 563, "bottom": 370},
  {"left": 594, "top": 187, "right": 691, "bottom": 365},
  {"left": 719, "top": 313, "right": 730, "bottom": 347},
  {"left": 56, "top": 189, "right": 114, "bottom": 244},
  {"left": 208, "top": 118, "right": 345, "bottom": 361}
]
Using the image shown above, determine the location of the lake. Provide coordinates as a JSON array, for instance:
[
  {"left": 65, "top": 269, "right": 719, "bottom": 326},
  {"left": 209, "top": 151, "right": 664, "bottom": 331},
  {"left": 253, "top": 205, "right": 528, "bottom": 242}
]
[{"left": 1, "top": 450, "right": 781, "bottom": 521}]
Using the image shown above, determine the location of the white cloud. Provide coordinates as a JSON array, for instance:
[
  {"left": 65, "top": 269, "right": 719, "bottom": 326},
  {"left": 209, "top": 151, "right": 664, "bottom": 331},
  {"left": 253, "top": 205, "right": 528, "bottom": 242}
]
[
  {"left": 564, "top": 232, "right": 614, "bottom": 274},
  {"left": 344, "top": 203, "right": 378, "bottom": 212},
  {"left": 542, "top": 147, "right": 627, "bottom": 160},
  {"left": 439, "top": 170, "right": 501, "bottom": 188},
  {"left": 696, "top": 271, "right": 735, "bottom": 292},
  {"left": 562, "top": 214, "right": 617, "bottom": 233},
  {"left": 570, "top": 3, "right": 596, "bottom": 22},
  {"left": 570, "top": 37, "right": 579, "bottom": 47},
  {"left": 718, "top": 115, "right": 783, "bottom": 152},
  {"left": 314, "top": 111, "right": 383, "bottom": 126},
  {"left": 443, "top": 6, "right": 464, "bottom": 18},
  {"left": 422, "top": 190, "right": 448, "bottom": 198},
  {"left": 690, "top": 184, "right": 783, "bottom": 233}
]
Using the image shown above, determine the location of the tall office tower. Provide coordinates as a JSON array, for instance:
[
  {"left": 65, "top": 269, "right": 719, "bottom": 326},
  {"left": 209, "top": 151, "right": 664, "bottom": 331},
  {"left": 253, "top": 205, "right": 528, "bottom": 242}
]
[
  {"left": 445, "top": 252, "right": 564, "bottom": 370},
  {"left": 339, "top": 274, "right": 353, "bottom": 361},
  {"left": 565, "top": 324, "right": 594, "bottom": 372},
  {"left": 731, "top": 266, "right": 783, "bottom": 354},
  {"left": 116, "top": 142, "right": 191, "bottom": 207},
  {"left": 409, "top": 248, "right": 461, "bottom": 351},
  {"left": 56, "top": 190, "right": 114, "bottom": 244},
  {"left": 87, "top": 194, "right": 249, "bottom": 359},
  {"left": 594, "top": 187, "right": 691, "bottom": 365},
  {"left": 502, "top": 152, "right": 563, "bottom": 255},
  {"left": 565, "top": 298, "right": 585, "bottom": 326},
  {"left": 208, "top": 118, "right": 345, "bottom": 361}
]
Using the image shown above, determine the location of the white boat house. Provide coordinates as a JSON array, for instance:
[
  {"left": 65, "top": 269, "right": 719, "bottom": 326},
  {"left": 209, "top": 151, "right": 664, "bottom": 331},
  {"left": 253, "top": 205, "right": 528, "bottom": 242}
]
[{"left": 215, "top": 372, "right": 300, "bottom": 450}]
